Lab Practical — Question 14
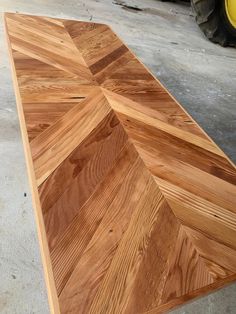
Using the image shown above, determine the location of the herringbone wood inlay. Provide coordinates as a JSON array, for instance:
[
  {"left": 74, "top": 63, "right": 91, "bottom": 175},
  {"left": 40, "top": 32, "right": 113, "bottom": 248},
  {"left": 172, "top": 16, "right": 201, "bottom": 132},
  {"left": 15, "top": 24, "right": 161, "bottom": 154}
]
[{"left": 5, "top": 12, "right": 236, "bottom": 314}]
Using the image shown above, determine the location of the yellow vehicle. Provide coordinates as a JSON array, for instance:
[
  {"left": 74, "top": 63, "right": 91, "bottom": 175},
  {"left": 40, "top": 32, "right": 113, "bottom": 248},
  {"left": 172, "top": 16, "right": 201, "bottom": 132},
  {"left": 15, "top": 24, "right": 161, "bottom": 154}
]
[{"left": 164, "top": 0, "right": 236, "bottom": 46}]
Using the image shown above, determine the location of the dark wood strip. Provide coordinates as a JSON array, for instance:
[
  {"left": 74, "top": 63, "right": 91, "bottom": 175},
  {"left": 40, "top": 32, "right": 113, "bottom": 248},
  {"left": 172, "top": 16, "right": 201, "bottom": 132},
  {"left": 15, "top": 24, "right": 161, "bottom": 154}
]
[
  {"left": 124, "top": 204, "right": 180, "bottom": 313},
  {"left": 40, "top": 111, "right": 128, "bottom": 249},
  {"left": 58, "top": 145, "right": 149, "bottom": 310},
  {"left": 51, "top": 141, "right": 137, "bottom": 295},
  {"left": 89, "top": 45, "right": 128, "bottom": 75}
]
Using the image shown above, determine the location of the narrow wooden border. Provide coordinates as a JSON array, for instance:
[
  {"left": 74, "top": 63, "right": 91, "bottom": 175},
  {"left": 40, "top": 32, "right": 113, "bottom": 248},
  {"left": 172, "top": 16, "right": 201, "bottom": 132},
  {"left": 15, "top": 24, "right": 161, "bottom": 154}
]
[{"left": 4, "top": 13, "right": 60, "bottom": 314}]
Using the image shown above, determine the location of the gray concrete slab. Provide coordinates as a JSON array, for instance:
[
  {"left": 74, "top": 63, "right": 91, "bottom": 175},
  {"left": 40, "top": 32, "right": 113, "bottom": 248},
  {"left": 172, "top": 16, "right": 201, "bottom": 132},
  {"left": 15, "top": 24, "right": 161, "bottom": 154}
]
[{"left": 0, "top": 0, "right": 235, "bottom": 313}]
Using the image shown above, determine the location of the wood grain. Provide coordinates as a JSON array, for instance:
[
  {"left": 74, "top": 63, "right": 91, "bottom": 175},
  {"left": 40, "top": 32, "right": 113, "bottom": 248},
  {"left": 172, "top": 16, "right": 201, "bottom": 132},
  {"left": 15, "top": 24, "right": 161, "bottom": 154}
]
[{"left": 5, "top": 12, "right": 236, "bottom": 314}]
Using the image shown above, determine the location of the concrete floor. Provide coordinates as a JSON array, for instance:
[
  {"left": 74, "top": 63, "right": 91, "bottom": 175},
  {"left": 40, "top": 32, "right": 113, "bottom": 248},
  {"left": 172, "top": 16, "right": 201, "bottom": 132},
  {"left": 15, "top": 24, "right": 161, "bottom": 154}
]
[{"left": 0, "top": 0, "right": 236, "bottom": 313}]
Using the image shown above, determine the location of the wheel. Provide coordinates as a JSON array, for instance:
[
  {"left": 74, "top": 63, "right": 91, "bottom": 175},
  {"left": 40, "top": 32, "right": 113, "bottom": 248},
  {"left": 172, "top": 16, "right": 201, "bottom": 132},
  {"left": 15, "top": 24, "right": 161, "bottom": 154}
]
[{"left": 191, "top": 0, "right": 236, "bottom": 47}]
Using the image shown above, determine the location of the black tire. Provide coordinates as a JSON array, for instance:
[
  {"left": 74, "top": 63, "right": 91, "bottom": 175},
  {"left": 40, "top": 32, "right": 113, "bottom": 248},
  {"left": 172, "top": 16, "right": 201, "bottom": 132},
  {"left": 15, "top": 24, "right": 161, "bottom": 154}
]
[{"left": 191, "top": 0, "right": 236, "bottom": 47}]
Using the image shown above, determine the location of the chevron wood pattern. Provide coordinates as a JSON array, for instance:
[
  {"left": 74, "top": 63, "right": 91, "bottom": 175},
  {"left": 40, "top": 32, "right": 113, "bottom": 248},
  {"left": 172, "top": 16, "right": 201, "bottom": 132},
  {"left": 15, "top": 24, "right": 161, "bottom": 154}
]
[{"left": 5, "top": 12, "right": 236, "bottom": 314}]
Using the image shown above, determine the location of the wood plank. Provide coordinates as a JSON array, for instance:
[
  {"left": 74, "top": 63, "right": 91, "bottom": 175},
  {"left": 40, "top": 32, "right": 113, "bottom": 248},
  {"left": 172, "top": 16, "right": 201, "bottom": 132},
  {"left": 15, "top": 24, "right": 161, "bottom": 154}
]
[
  {"left": 31, "top": 88, "right": 111, "bottom": 185},
  {"left": 102, "top": 88, "right": 223, "bottom": 156},
  {"left": 155, "top": 177, "right": 236, "bottom": 250},
  {"left": 52, "top": 141, "right": 136, "bottom": 296},
  {"left": 59, "top": 147, "right": 152, "bottom": 312},
  {"left": 40, "top": 111, "right": 128, "bottom": 250},
  {"left": 159, "top": 226, "right": 215, "bottom": 305},
  {"left": 5, "top": 12, "right": 236, "bottom": 314},
  {"left": 6, "top": 13, "right": 95, "bottom": 80}
]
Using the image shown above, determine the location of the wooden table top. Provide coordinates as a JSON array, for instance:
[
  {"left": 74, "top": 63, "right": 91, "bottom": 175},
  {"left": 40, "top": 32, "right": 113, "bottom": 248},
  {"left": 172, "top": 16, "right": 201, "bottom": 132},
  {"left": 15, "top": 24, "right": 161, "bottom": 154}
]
[{"left": 5, "top": 12, "right": 236, "bottom": 314}]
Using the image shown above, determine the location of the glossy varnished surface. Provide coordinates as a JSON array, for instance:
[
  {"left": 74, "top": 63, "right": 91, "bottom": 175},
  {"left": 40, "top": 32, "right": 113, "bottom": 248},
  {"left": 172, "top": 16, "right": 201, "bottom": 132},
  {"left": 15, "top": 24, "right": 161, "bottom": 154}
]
[{"left": 5, "top": 13, "right": 236, "bottom": 313}]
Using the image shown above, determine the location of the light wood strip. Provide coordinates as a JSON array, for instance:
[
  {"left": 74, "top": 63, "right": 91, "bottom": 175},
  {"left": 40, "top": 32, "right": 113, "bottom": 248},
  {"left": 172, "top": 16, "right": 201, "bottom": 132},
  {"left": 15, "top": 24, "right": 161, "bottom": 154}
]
[
  {"left": 63, "top": 21, "right": 107, "bottom": 43},
  {"left": 200, "top": 257, "right": 233, "bottom": 280},
  {"left": 5, "top": 13, "right": 94, "bottom": 80},
  {"left": 102, "top": 88, "right": 223, "bottom": 157},
  {"left": 101, "top": 58, "right": 209, "bottom": 140},
  {"left": 116, "top": 112, "right": 236, "bottom": 185},
  {"left": 135, "top": 145, "right": 236, "bottom": 212},
  {"left": 156, "top": 177, "right": 236, "bottom": 231},
  {"left": 23, "top": 102, "right": 76, "bottom": 141},
  {"left": 154, "top": 177, "right": 236, "bottom": 250},
  {"left": 66, "top": 24, "right": 123, "bottom": 67},
  {"left": 31, "top": 89, "right": 111, "bottom": 185}
]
